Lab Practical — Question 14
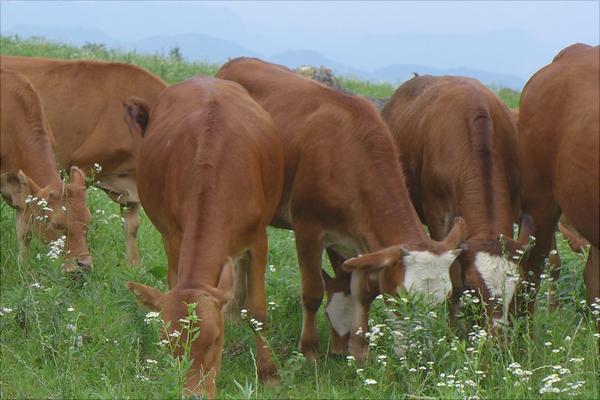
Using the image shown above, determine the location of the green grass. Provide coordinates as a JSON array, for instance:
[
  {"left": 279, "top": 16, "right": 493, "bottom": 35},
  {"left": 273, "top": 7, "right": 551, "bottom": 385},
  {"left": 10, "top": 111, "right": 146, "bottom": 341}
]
[{"left": 1, "top": 36, "right": 597, "bottom": 399}]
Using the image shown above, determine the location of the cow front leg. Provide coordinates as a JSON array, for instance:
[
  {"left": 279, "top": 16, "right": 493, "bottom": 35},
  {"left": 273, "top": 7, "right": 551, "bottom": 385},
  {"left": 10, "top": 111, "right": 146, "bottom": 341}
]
[
  {"left": 546, "top": 237, "right": 562, "bottom": 311},
  {"left": 245, "top": 230, "right": 278, "bottom": 385},
  {"left": 121, "top": 203, "right": 141, "bottom": 265},
  {"left": 583, "top": 246, "right": 600, "bottom": 345},
  {"left": 294, "top": 224, "right": 325, "bottom": 360},
  {"left": 324, "top": 247, "right": 351, "bottom": 356},
  {"left": 16, "top": 210, "right": 31, "bottom": 264}
]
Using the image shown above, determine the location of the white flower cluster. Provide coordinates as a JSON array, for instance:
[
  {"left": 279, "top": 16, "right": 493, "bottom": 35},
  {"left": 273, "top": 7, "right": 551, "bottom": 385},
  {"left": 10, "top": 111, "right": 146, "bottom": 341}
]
[
  {"left": 538, "top": 365, "right": 584, "bottom": 396},
  {"left": 468, "top": 325, "right": 488, "bottom": 345},
  {"left": 249, "top": 317, "right": 264, "bottom": 331},
  {"left": 0, "top": 307, "right": 14, "bottom": 316},
  {"left": 144, "top": 311, "right": 160, "bottom": 324},
  {"left": 47, "top": 235, "right": 66, "bottom": 260},
  {"left": 506, "top": 362, "right": 533, "bottom": 383},
  {"left": 436, "top": 371, "right": 478, "bottom": 394}
]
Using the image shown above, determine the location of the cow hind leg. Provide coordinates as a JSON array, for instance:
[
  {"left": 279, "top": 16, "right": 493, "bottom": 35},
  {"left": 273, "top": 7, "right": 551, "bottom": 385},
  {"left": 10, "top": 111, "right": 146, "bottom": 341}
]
[
  {"left": 121, "top": 203, "right": 141, "bottom": 265},
  {"left": 244, "top": 230, "right": 278, "bottom": 385}
]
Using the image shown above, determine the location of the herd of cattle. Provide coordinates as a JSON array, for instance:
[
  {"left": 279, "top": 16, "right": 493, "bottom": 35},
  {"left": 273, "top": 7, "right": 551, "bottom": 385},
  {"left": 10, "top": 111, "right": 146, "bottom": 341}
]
[{"left": 0, "top": 42, "right": 598, "bottom": 397}]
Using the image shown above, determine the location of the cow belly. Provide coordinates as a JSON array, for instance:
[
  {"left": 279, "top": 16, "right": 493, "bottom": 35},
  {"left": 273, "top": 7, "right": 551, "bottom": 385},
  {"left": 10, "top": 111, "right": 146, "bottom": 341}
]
[
  {"left": 96, "top": 173, "right": 139, "bottom": 205},
  {"left": 323, "top": 231, "right": 366, "bottom": 259}
]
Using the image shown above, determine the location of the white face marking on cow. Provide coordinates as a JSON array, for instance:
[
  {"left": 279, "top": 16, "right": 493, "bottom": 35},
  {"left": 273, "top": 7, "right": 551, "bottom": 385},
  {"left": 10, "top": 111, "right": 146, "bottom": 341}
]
[
  {"left": 325, "top": 292, "right": 353, "bottom": 336},
  {"left": 402, "top": 250, "right": 458, "bottom": 304},
  {"left": 474, "top": 252, "right": 519, "bottom": 325}
]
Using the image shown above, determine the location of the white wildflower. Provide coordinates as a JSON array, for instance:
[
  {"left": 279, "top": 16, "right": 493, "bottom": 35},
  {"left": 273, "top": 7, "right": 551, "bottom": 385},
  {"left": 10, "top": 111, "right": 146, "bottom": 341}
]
[{"left": 0, "top": 307, "right": 13, "bottom": 316}]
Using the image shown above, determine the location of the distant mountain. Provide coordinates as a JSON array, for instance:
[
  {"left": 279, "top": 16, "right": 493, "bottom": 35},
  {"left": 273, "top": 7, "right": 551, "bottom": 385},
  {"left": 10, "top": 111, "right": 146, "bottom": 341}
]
[
  {"left": 132, "top": 33, "right": 261, "bottom": 63},
  {"left": 3, "top": 25, "right": 122, "bottom": 48},
  {"left": 1, "top": 26, "right": 526, "bottom": 89},
  {"left": 370, "top": 64, "right": 525, "bottom": 89}
]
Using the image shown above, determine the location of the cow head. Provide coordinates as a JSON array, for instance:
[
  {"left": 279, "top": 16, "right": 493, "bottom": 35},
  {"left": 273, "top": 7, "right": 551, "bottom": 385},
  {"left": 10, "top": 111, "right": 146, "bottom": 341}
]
[
  {"left": 0, "top": 167, "right": 92, "bottom": 272},
  {"left": 342, "top": 217, "right": 467, "bottom": 304},
  {"left": 127, "top": 258, "right": 235, "bottom": 399},
  {"left": 459, "top": 214, "right": 534, "bottom": 331}
]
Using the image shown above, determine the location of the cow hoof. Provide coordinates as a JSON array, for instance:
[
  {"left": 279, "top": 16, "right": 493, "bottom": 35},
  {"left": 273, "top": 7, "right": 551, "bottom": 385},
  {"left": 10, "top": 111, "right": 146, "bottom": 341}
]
[
  {"left": 348, "top": 336, "right": 369, "bottom": 362},
  {"left": 259, "top": 367, "right": 279, "bottom": 387},
  {"left": 299, "top": 339, "right": 319, "bottom": 361},
  {"left": 329, "top": 332, "right": 349, "bottom": 356}
]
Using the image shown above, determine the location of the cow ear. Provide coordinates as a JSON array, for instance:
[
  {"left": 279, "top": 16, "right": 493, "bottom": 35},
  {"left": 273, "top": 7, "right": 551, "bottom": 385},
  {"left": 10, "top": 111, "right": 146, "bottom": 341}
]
[
  {"left": 127, "top": 281, "right": 163, "bottom": 311},
  {"left": 342, "top": 245, "right": 408, "bottom": 272},
  {"left": 0, "top": 170, "right": 39, "bottom": 209},
  {"left": 69, "top": 166, "right": 86, "bottom": 187},
  {"left": 123, "top": 96, "right": 150, "bottom": 136},
  {"left": 442, "top": 217, "right": 468, "bottom": 250},
  {"left": 517, "top": 214, "right": 535, "bottom": 246}
]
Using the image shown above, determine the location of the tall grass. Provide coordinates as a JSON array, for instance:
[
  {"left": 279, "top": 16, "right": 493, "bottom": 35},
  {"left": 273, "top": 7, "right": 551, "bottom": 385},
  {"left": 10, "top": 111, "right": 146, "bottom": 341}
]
[{"left": 1, "top": 36, "right": 596, "bottom": 399}]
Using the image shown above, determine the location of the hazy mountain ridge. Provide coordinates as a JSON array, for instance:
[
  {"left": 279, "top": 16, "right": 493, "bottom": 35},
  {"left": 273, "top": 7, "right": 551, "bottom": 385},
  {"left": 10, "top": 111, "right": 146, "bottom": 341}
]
[{"left": 2, "top": 26, "right": 526, "bottom": 89}]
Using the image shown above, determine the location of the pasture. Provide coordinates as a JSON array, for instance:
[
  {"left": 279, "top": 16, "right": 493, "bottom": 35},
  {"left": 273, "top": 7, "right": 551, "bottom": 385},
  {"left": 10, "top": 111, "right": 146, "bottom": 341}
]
[{"left": 0, "top": 36, "right": 598, "bottom": 399}]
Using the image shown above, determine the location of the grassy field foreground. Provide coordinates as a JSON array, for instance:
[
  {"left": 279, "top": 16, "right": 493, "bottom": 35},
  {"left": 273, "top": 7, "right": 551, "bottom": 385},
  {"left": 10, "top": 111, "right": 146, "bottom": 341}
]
[{"left": 0, "top": 37, "right": 598, "bottom": 399}]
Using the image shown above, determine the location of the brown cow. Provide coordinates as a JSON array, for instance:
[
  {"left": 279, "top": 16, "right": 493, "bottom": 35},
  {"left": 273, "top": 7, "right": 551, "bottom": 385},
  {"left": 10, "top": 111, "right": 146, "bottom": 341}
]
[
  {"left": 381, "top": 75, "right": 532, "bottom": 330},
  {"left": 124, "top": 76, "right": 284, "bottom": 398},
  {"left": 0, "top": 55, "right": 167, "bottom": 265},
  {"left": 0, "top": 68, "right": 91, "bottom": 272},
  {"left": 518, "top": 43, "right": 599, "bottom": 334},
  {"left": 216, "top": 58, "right": 466, "bottom": 361},
  {"left": 508, "top": 107, "right": 584, "bottom": 311}
]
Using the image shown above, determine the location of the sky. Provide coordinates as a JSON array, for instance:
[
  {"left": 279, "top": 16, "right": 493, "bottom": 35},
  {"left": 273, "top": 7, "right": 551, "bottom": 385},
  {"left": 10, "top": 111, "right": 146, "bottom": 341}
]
[{"left": 1, "top": 1, "right": 598, "bottom": 82}]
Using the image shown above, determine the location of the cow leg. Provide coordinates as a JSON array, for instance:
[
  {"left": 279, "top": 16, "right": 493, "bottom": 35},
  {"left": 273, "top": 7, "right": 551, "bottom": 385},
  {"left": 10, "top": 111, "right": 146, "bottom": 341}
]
[
  {"left": 225, "top": 253, "right": 248, "bottom": 321},
  {"left": 244, "top": 230, "right": 278, "bottom": 385},
  {"left": 348, "top": 269, "right": 372, "bottom": 362},
  {"left": 518, "top": 200, "right": 560, "bottom": 324},
  {"left": 294, "top": 223, "right": 325, "bottom": 360},
  {"left": 324, "top": 248, "right": 351, "bottom": 356},
  {"left": 121, "top": 203, "right": 141, "bottom": 265},
  {"left": 16, "top": 210, "right": 30, "bottom": 264},
  {"left": 546, "top": 238, "right": 562, "bottom": 311},
  {"left": 162, "top": 233, "right": 181, "bottom": 289},
  {"left": 583, "top": 246, "right": 600, "bottom": 340}
]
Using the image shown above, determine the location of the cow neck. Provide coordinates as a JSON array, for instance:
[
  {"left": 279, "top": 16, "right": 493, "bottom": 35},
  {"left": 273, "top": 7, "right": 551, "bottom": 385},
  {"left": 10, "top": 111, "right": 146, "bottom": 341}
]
[
  {"left": 25, "top": 162, "right": 63, "bottom": 194},
  {"left": 20, "top": 124, "right": 63, "bottom": 192},
  {"left": 174, "top": 212, "right": 229, "bottom": 291},
  {"left": 172, "top": 127, "right": 230, "bottom": 291},
  {"left": 458, "top": 120, "right": 514, "bottom": 241},
  {"left": 360, "top": 154, "right": 430, "bottom": 251}
]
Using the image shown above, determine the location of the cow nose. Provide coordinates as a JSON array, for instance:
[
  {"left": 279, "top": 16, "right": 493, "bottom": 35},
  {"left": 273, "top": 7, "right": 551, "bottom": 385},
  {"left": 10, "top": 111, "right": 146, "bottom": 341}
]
[{"left": 76, "top": 254, "right": 93, "bottom": 271}]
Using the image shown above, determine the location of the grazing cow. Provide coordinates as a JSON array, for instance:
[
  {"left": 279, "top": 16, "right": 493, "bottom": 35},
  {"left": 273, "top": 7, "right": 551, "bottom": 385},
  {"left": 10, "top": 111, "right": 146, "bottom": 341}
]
[
  {"left": 508, "top": 106, "right": 578, "bottom": 311},
  {"left": 0, "top": 68, "right": 91, "bottom": 272},
  {"left": 0, "top": 55, "right": 167, "bottom": 265},
  {"left": 518, "top": 43, "right": 599, "bottom": 333},
  {"left": 124, "top": 76, "right": 284, "bottom": 398},
  {"left": 216, "top": 57, "right": 466, "bottom": 361},
  {"left": 381, "top": 75, "right": 533, "bottom": 330}
]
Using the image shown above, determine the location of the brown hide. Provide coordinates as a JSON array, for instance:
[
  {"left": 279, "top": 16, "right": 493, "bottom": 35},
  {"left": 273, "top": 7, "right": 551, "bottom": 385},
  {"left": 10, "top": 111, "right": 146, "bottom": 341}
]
[
  {"left": 217, "top": 57, "right": 466, "bottom": 360},
  {"left": 127, "top": 76, "right": 283, "bottom": 398},
  {"left": 381, "top": 75, "right": 523, "bottom": 328},
  {"left": 0, "top": 68, "right": 91, "bottom": 272},
  {"left": 1, "top": 55, "right": 167, "bottom": 264},
  {"left": 518, "top": 43, "right": 599, "bottom": 332}
]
